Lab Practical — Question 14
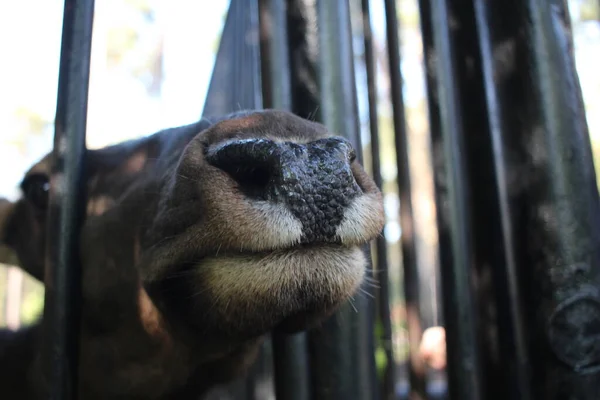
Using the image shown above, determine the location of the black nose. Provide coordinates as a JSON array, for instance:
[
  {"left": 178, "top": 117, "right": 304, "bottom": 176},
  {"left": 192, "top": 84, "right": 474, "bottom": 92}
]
[{"left": 205, "top": 137, "right": 361, "bottom": 242}]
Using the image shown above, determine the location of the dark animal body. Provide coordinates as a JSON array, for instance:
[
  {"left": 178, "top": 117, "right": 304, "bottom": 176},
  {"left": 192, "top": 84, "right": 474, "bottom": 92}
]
[{"left": 0, "top": 110, "right": 384, "bottom": 399}]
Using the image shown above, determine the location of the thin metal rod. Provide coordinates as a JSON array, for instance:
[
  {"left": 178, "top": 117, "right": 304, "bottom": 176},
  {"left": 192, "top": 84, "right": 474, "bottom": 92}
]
[
  {"left": 258, "top": 0, "right": 310, "bottom": 399},
  {"left": 308, "top": 0, "right": 378, "bottom": 399},
  {"left": 382, "top": 0, "right": 426, "bottom": 397},
  {"left": 417, "top": 0, "right": 483, "bottom": 399},
  {"left": 361, "top": 0, "right": 395, "bottom": 398},
  {"left": 42, "top": 0, "right": 95, "bottom": 398}
]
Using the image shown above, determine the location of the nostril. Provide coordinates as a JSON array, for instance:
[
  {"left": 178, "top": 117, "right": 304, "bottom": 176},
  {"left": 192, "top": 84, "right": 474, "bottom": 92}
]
[
  {"left": 228, "top": 165, "right": 272, "bottom": 196},
  {"left": 205, "top": 139, "right": 280, "bottom": 198}
]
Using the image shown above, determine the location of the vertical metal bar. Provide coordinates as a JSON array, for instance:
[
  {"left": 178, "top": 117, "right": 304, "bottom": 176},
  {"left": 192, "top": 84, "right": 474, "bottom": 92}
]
[
  {"left": 417, "top": 0, "right": 528, "bottom": 398},
  {"left": 308, "top": 1, "right": 378, "bottom": 399},
  {"left": 361, "top": 0, "right": 395, "bottom": 399},
  {"left": 470, "top": 0, "right": 600, "bottom": 398},
  {"left": 417, "top": 1, "right": 483, "bottom": 399},
  {"left": 42, "top": 0, "right": 95, "bottom": 398},
  {"left": 285, "top": 0, "right": 321, "bottom": 122},
  {"left": 466, "top": 1, "right": 533, "bottom": 399},
  {"left": 244, "top": 340, "right": 275, "bottom": 400},
  {"left": 315, "top": 0, "right": 361, "bottom": 151},
  {"left": 420, "top": 0, "right": 529, "bottom": 400},
  {"left": 259, "top": 0, "right": 292, "bottom": 111},
  {"left": 202, "top": 0, "right": 263, "bottom": 117},
  {"left": 382, "top": 0, "right": 427, "bottom": 398},
  {"left": 258, "top": 2, "right": 311, "bottom": 398},
  {"left": 202, "top": 4, "right": 271, "bottom": 397},
  {"left": 418, "top": 0, "right": 531, "bottom": 398},
  {"left": 271, "top": 333, "right": 309, "bottom": 400}
]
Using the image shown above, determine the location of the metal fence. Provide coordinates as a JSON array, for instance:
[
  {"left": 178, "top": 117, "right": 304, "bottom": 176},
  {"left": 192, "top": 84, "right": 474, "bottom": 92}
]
[{"left": 5, "top": 0, "right": 600, "bottom": 399}]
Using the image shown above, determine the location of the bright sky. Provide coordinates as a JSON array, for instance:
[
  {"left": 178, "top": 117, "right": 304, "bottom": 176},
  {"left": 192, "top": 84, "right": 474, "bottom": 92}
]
[
  {"left": 0, "top": 0, "right": 598, "bottom": 205},
  {"left": 0, "top": 0, "right": 404, "bottom": 201},
  {"left": 0, "top": 0, "right": 230, "bottom": 200}
]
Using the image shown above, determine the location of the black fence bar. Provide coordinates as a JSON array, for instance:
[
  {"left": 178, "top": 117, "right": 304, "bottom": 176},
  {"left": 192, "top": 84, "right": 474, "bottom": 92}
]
[
  {"left": 360, "top": 0, "right": 395, "bottom": 398},
  {"left": 308, "top": 0, "right": 378, "bottom": 399},
  {"left": 201, "top": 2, "right": 272, "bottom": 398},
  {"left": 417, "top": 1, "right": 484, "bottom": 400},
  {"left": 464, "top": 1, "right": 534, "bottom": 399},
  {"left": 360, "top": 0, "right": 395, "bottom": 399},
  {"left": 259, "top": 0, "right": 292, "bottom": 111},
  {"left": 258, "top": 1, "right": 310, "bottom": 399},
  {"left": 382, "top": 0, "right": 427, "bottom": 398},
  {"left": 41, "top": 0, "right": 95, "bottom": 399},
  {"left": 285, "top": 0, "right": 321, "bottom": 122},
  {"left": 271, "top": 333, "right": 309, "bottom": 400},
  {"left": 419, "top": 1, "right": 530, "bottom": 398},
  {"left": 202, "top": 0, "right": 263, "bottom": 118},
  {"left": 470, "top": 0, "right": 600, "bottom": 398}
]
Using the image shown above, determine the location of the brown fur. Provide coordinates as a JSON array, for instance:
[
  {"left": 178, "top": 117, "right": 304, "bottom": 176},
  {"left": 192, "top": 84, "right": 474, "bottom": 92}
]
[{"left": 0, "top": 110, "right": 384, "bottom": 399}]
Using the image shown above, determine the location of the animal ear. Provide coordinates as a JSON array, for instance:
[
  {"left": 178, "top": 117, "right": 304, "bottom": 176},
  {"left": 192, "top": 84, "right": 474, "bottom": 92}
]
[{"left": 0, "top": 199, "right": 19, "bottom": 267}]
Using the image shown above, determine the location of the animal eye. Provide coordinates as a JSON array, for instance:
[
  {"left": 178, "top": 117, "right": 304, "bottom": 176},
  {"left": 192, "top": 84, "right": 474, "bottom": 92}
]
[
  {"left": 348, "top": 148, "right": 356, "bottom": 163},
  {"left": 21, "top": 173, "right": 50, "bottom": 210}
]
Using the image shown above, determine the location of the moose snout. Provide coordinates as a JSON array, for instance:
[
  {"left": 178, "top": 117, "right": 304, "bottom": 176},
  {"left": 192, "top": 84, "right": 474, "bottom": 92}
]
[{"left": 205, "top": 137, "right": 363, "bottom": 242}]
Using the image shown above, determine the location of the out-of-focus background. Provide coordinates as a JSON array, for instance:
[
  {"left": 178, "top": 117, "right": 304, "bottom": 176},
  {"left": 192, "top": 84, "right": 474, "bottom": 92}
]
[{"left": 0, "top": 0, "right": 598, "bottom": 381}]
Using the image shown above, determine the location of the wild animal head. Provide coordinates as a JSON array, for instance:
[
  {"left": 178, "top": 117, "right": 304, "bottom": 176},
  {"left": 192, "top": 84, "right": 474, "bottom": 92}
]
[{"left": 0, "top": 109, "right": 384, "bottom": 397}]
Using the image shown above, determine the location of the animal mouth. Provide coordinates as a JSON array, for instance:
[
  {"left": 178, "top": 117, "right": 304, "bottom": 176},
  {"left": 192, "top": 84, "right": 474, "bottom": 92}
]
[
  {"left": 195, "top": 240, "right": 367, "bottom": 334},
  {"left": 216, "top": 240, "right": 347, "bottom": 257},
  {"left": 154, "top": 230, "right": 367, "bottom": 337}
]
